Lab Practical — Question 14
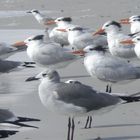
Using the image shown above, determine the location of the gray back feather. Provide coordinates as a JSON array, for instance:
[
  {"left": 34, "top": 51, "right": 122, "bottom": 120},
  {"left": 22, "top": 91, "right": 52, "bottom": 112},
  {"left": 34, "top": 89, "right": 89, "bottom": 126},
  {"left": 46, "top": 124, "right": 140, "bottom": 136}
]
[{"left": 55, "top": 82, "right": 120, "bottom": 112}]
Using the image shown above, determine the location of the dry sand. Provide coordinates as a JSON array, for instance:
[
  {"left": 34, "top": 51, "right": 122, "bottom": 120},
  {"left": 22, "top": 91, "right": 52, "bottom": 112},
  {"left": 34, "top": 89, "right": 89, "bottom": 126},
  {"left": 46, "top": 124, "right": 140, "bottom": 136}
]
[{"left": 0, "top": 0, "right": 140, "bottom": 140}]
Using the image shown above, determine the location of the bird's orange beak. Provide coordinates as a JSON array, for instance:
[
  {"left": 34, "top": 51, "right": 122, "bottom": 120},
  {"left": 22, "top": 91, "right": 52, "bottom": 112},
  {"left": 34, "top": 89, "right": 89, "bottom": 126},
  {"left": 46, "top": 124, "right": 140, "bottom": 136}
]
[
  {"left": 120, "top": 18, "right": 130, "bottom": 24},
  {"left": 56, "top": 28, "right": 67, "bottom": 32},
  {"left": 12, "top": 41, "right": 26, "bottom": 48},
  {"left": 120, "top": 39, "right": 134, "bottom": 44},
  {"left": 71, "top": 49, "right": 85, "bottom": 56},
  {"left": 46, "top": 20, "right": 56, "bottom": 25},
  {"left": 93, "top": 28, "right": 105, "bottom": 36}
]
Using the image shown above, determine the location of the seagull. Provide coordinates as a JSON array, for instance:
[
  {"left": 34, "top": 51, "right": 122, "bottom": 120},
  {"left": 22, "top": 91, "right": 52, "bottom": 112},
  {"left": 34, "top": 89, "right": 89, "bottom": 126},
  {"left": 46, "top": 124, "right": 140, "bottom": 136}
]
[
  {"left": 17, "top": 34, "right": 81, "bottom": 70},
  {"left": 0, "top": 60, "right": 35, "bottom": 74},
  {"left": 120, "top": 15, "right": 140, "bottom": 34},
  {"left": 93, "top": 21, "right": 136, "bottom": 59},
  {"left": 0, "top": 108, "right": 40, "bottom": 128},
  {"left": 57, "top": 26, "right": 107, "bottom": 50},
  {"left": 36, "top": 69, "right": 140, "bottom": 140},
  {"left": 26, "top": 9, "right": 53, "bottom": 26},
  {"left": 120, "top": 35, "right": 140, "bottom": 59},
  {"left": 0, "top": 42, "right": 27, "bottom": 60},
  {"left": 72, "top": 45, "right": 140, "bottom": 92}
]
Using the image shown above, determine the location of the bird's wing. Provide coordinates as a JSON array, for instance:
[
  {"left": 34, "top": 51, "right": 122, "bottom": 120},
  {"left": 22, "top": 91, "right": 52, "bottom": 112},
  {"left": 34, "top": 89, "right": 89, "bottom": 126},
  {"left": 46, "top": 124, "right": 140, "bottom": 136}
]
[
  {"left": 54, "top": 83, "right": 120, "bottom": 112},
  {"left": 0, "top": 109, "right": 17, "bottom": 122},
  {"left": 0, "top": 60, "right": 20, "bottom": 73},
  {"left": 94, "top": 60, "right": 138, "bottom": 82}
]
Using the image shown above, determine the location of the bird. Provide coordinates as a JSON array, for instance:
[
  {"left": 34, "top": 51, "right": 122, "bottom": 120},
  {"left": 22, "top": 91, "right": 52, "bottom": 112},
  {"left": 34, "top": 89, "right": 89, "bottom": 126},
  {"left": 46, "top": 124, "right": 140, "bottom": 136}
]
[
  {"left": 93, "top": 21, "right": 136, "bottom": 59},
  {"left": 26, "top": 9, "right": 53, "bottom": 26},
  {"left": 46, "top": 16, "right": 76, "bottom": 47},
  {"left": 35, "top": 69, "right": 140, "bottom": 140},
  {"left": 0, "top": 42, "right": 27, "bottom": 60},
  {"left": 57, "top": 26, "right": 107, "bottom": 50},
  {"left": 0, "top": 59, "right": 35, "bottom": 74},
  {"left": 72, "top": 45, "right": 140, "bottom": 92},
  {"left": 120, "top": 35, "right": 140, "bottom": 59},
  {"left": 0, "top": 108, "right": 40, "bottom": 128},
  {"left": 18, "top": 34, "right": 81, "bottom": 70},
  {"left": 120, "top": 15, "right": 140, "bottom": 34}
]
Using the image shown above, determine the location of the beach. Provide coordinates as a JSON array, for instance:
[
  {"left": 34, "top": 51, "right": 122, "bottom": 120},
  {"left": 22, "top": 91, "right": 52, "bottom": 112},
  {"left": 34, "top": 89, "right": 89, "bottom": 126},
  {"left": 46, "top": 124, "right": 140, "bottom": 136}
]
[{"left": 1, "top": 0, "right": 140, "bottom": 140}]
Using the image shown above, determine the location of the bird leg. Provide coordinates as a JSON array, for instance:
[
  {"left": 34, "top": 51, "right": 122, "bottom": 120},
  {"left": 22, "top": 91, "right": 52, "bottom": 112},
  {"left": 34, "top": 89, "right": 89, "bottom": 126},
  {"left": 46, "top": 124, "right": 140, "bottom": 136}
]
[
  {"left": 106, "top": 84, "right": 109, "bottom": 92},
  {"left": 109, "top": 85, "right": 112, "bottom": 93},
  {"left": 89, "top": 116, "right": 92, "bottom": 128},
  {"left": 71, "top": 118, "right": 75, "bottom": 140},
  {"left": 84, "top": 116, "right": 93, "bottom": 129},
  {"left": 84, "top": 116, "right": 89, "bottom": 129},
  {"left": 67, "top": 117, "right": 71, "bottom": 140},
  {"left": 67, "top": 117, "right": 75, "bottom": 140},
  {"left": 106, "top": 84, "right": 112, "bottom": 93}
]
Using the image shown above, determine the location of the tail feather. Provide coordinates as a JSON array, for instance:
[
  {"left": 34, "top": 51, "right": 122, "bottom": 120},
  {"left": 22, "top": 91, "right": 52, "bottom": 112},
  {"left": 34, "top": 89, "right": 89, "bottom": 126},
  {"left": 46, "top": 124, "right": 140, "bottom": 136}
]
[
  {"left": 119, "top": 96, "right": 140, "bottom": 103},
  {"left": 23, "top": 62, "right": 35, "bottom": 65},
  {"left": 17, "top": 116, "right": 40, "bottom": 122},
  {"left": 4, "top": 121, "right": 39, "bottom": 129},
  {"left": 0, "top": 130, "right": 18, "bottom": 138},
  {"left": 22, "top": 62, "right": 36, "bottom": 68},
  {"left": 129, "top": 92, "right": 140, "bottom": 97}
]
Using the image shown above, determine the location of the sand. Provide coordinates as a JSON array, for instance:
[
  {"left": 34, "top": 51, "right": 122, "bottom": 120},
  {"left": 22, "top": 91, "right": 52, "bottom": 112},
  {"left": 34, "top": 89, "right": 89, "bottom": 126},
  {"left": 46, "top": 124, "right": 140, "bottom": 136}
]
[{"left": 0, "top": 0, "right": 140, "bottom": 140}]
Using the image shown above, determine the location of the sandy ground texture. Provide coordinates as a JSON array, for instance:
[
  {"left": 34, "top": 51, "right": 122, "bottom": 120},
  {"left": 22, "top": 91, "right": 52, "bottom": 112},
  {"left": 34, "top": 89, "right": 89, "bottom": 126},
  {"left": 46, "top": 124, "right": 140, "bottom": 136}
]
[{"left": 1, "top": 0, "right": 140, "bottom": 140}]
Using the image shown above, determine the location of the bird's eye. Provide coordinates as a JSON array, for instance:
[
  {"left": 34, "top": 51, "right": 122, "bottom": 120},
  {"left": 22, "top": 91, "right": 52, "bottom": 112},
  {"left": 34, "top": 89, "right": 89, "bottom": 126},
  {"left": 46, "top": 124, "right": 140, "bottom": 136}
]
[
  {"left": 69, "top": 81, "right": 73, "bottom": 83},
  {"left": 137, "top": 38, "right": 140, "bottom": 41},
  {"left": 42, "top": 73, "right": 47, "bottom": 77},
  {"left": 57, "top": 19, "right": 61, "bottom": 21},
  {"left": 28, "top": 39, "right": 32, "bottom": 41},
  {"left": 105, "top": 24, "right": 109, "bottom": 27},
  {"left": 89, "top": 48, "right": 94, "bottom": 51}
]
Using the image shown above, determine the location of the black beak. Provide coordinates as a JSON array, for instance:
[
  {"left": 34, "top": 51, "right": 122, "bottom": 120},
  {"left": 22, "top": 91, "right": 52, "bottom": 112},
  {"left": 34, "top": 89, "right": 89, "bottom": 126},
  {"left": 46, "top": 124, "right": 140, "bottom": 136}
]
[
  {"left": 26, "top": 11, "right": 32, "bottom": 13},
  {"left": 25, "top": 76, "right": 39, "bottom": 82}
]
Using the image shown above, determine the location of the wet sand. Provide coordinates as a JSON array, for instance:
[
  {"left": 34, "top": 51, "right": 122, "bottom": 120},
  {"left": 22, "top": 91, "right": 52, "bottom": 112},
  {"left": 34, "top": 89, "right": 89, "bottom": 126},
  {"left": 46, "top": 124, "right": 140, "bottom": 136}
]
[{"left": 1, "top": 0, "right": 140, "bottom": 140}]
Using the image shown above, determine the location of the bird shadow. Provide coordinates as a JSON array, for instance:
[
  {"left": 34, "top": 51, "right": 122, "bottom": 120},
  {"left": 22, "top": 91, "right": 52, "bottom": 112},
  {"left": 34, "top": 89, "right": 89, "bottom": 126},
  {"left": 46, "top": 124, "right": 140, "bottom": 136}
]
[
  {"left": 0, "top": 130, "right": 19, "bottom": 139},
  {"left": 89, "top": 135, "right": 140, "bottom": 140},
  {"left": 93, "top": 123, "right": 140, "bottom": 128},
  {"left": 61, "top": 74, "right": 90, "bottom": 79},
  {"left": 80, "top": 123, "right": 140, "bottom": 130}
]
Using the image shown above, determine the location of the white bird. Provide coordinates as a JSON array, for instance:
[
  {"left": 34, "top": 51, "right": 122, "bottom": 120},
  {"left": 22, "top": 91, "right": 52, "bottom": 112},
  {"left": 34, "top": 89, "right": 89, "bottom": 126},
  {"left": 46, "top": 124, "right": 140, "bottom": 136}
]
[
  {"left": 72, "top": 45, "right": 140, "bottom": 91},
  {"left": 120, "top": 35, "right": 140, "bottom": 59},
  {"left": 93, "top": 21, "right": 136, "bottom": 59},
  {"left": 36, "top": 69, "right": 140, "bottom": 140},
  {"left": 18, "top": 35, "right": 80, "bottom": 70},
  {"left": 46, "top": 17, "right": 76, "bottom": 46},
  {"left": 57, "top": 26, "right": 107, "bottom": 50},
  {"left": 120, "top": 15, "right": 140, "bottom": 34},
  {"left": 27, "top": 9, "right": 53, "bottom": 26}
]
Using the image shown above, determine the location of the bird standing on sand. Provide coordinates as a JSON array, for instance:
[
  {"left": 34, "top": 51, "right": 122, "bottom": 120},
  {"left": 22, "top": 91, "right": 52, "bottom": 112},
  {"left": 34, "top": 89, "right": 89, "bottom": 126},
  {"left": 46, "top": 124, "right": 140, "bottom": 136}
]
[{"left": 36, "top": 70, "right": 140, "bottom": 140}]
